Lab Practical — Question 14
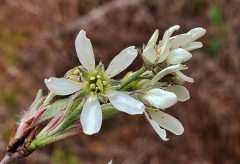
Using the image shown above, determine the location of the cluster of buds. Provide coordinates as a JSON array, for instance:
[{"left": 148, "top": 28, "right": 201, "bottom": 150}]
[{"left": 5, "top": 25, "right": 205, "bottom": 161}]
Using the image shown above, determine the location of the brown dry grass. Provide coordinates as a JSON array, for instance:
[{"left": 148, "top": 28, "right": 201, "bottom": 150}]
[{"left": 0, "top": 0, "right": 240, "bottom": 163}]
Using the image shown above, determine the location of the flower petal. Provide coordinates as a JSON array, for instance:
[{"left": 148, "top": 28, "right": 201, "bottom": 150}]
[
  {"left": 75, "top": 30, "right": 95, "bottom": 71},
  {"left": 151, "top": 64, "right": 186, "bottom": 83},
  {"left": 144, "top": 111, "right": 168, "bottom": 141},
  {"left": 108, "top": 91, "right": 144, "bottom": 115},
  {"left": 162, "top": 25, "right": 180, "bottom": 43},
  {"left": 158, "top": 40, "right": 170, "bottom": 63},
  {"left": 187, "top": 27, "right": 206, "bottom": 42},
  {"left": 80, "top": 95, "right": 102, "bottom": 135},
  {"left": 148, "top": 110, "right": 184, "bottom": 135},
  {"left": 144, "top": 88, "right": 177, "bottom": 109},
  {"left": 45, "top": 77, "right": 81, "bottom": 95},
  {"left": 147, "top": 29, "right": 159, "bottom": 46},
  {"left": 167, "top": 48, "right": 192, "bottom": 64},
  {"left": 142, "top": 46, "right": 157, "bottom": 64},
  {"left": 170, "top": 34, "right": 192, "bottom": 49},
  {"left": 105, "top": 46, "right": 138, "bottom": 78},
  {"left": 176, "top": 71, "right": 194, "bottom": 83},
  {"left": 184, "top": 41, "right": 203, "bottom": 51},
  {"left": 163, "top": 85, "right": 190, "bottom": 102}
]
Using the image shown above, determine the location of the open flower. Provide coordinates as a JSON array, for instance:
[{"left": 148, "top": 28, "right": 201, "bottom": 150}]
[
  {"left": 143, "top": 88, "right": 185, "bottom": 140},
  {"left": 144, "top": 109, "right": 184, "bottom": 141},
  {"left": 45, "top": 30, "right": 145, "bottom": 135},
  {"left": 142, "top": 25, "right": 206, "bottom": 65}
]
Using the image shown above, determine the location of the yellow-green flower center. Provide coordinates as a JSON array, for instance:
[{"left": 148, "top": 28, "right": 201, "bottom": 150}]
[{"left": 83, "top": 73, "right": 110, "bottom": 94}]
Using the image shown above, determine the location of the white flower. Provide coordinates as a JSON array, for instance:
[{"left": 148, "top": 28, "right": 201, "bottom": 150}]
[
  {"left": 151, "top": 64, "right": 194, "bottom": 84},
  {"left": 143, "top": 87, "right": 184, "bottom": 140},
  {"left": 142, "top": 25, "right": 206, "bottom": 65},
  {"left": 166, "top": 48, "right": 192, "bottom": 65},
  {"left": 144, "top": 88, "right": 177, "bottom": 109},
  {"left": 163, "top": 85, "right": 190, "bottom": 102},
  {"left": 145, "top": 109, "right": 184, "bottom": 140},
  {"left": 45, "top": 30, "right": 145, "bottom": 135},
  {"left": 144, "top": 111, "right": 168, "bottom": 141}
]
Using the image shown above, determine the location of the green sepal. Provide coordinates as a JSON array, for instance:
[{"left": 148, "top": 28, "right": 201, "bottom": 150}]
[
  {"left": 78, "top": 66, "right": 89, "bottom": 81},
  {"left": 40, "top": 97, "right": 72, "bottom": 121},
  {"left": 96, "top": 61, "right": 105, "bottom": 74}
]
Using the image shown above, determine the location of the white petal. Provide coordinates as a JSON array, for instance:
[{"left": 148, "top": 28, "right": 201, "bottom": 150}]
[
  {"left": 75, "top": 30, "right": 95, "bottom": 71},
  {"left": 108, "top": 160, "right": 113, "bottom": 164},
  {"left": 158, "top": 40, "right": 170, "bottom": 63},
  {"left": 108, "top": 91, "right": 144, "bottom": 115},
  {"left": 44, "top": 77, "right": 81, "bottom": 95},
  {"left": 144, "top": 111, "right": 168, "bottom": 141},
  {"left": 163, "top": 85, "right": 190, "bottom": 102},
  {"left": 187, "top": 27, "right": 206, "bottom": 42},
  {"left": 184, "top": 41, "right": 203, "bottom": 51},
  {"left": 105, "top": 46, "right": 138, "bottom": 78},
  {"left": 144, "top": 88, "right": 177, "bottom": 109},
  {"left": 147, "top": 29, "right": 159, "bottom": 46},
  {"left": 80, "top": 95, "right": 102, "bottom": 135},
  {"left": 148, "top": 110, "right": 184, "bottom": 135},
  {"left": 142, "top": 46, "right": 157, "bottom": 64},
  {"left": 162, "top": 25, "right": 180, "bottom": 43},
  {"left": 151, "top": 64, "right": 186, "bottom": 83},
  {"left": 170, "top": 34, "right": 192, "bottom": 48},
  {"left": 176, "top": 71, "right": 194, "bottom": 83},
  {"left": 167, "top": 48, "right": 192, "bottom": 65}
]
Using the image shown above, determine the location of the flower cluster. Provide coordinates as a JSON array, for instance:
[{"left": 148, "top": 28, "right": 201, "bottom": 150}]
[{"left": 44, "top": 26, "right": 206, "bottom": 140}]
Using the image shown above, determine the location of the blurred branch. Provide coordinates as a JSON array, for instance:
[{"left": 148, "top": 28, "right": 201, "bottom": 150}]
[
  {"left": 57, "top": 0, "right": 141, "bottom": 36},
  {"left": 0, "top": 152, "right": 24, "bottom": 164}
]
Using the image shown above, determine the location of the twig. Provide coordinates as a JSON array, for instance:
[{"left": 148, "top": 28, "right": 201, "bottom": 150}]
[{"left": 0, "top": 152, "right": 24, "bottom": 164}]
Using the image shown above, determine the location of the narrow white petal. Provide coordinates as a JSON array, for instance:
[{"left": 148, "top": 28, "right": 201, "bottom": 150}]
[
  {"left": 176, "top": 71, "right": 194, "bottom": 83},
  {"left": 164, "top": 85, "right": 190, "bottom": 102},
  {"left": 105, "top": 46, "right": 138, "bottom": 78},
  {"left": 184, "top": 41, "right": 203, "bottom": 51},
  {"left": 187, "top": 27, "right": 206, "bottom": 42},
  {"left": 108, "top": 91, "right": 144, "bottom": 115},
  {"left": 147, "top": 29, "right": 159, "bottom": 46},
  {"left": 80, "top": 95, "right": 102, "bottom": 135},
  {"left": 158, "top": 40, "right": 170, "bottom": 63},
  {"left": 167, "top": 48, "right": 192, "bottom": 64},
  {"left": 44, "top": 77, "right": 81, "bottom": 95},
  {"left": 170, "top": 34, "right": 192, "bottom": 48},
  {"left": 144, "top": 88, "right": 177, "bottom": 109},
  {"left": 144, "top": 112, "right": 168, "bottom": 141},
  {"left": 151, "top": 64, "right": 186, "bottom": 83},
  {"left": 75, "top": 30, "right": 95, "bottom": 71},
  {"left": 148, "top": 110, "right": 184, "bottom": 135},
  {"left": 108, "top": 160, "right": 113, "bottom": 164},
  {"left": 142, "top": 46, "right": 157, "bottom": 64},
  {"left": 162, "top": 25, "right": 180, "bottom": 43}
]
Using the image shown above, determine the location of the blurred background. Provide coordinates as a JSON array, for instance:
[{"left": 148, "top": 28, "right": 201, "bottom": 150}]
[{"left": 0, "top": 0, "right": 239, "bottom": 163}]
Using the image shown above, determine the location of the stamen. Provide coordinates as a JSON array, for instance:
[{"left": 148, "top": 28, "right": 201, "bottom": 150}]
[
  {"left": 96, "top": 80, "right": 104, "bottom": 91},
  {"left": 97, "top": 75, "right": 101, "bottom": 79},
  {"left": 90, "top": 84, "right": 96, "bottom": 89},
  {"left": 90, "top": 76, "right": 96, "bottom": 80},
  {"left": 102, "top": 81, "right": 108, "bottom": 85}
]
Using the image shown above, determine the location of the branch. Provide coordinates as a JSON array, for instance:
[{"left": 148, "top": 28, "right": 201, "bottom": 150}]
[{"left": 0, "top": 152, "right": 24, "bottom": 164}]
